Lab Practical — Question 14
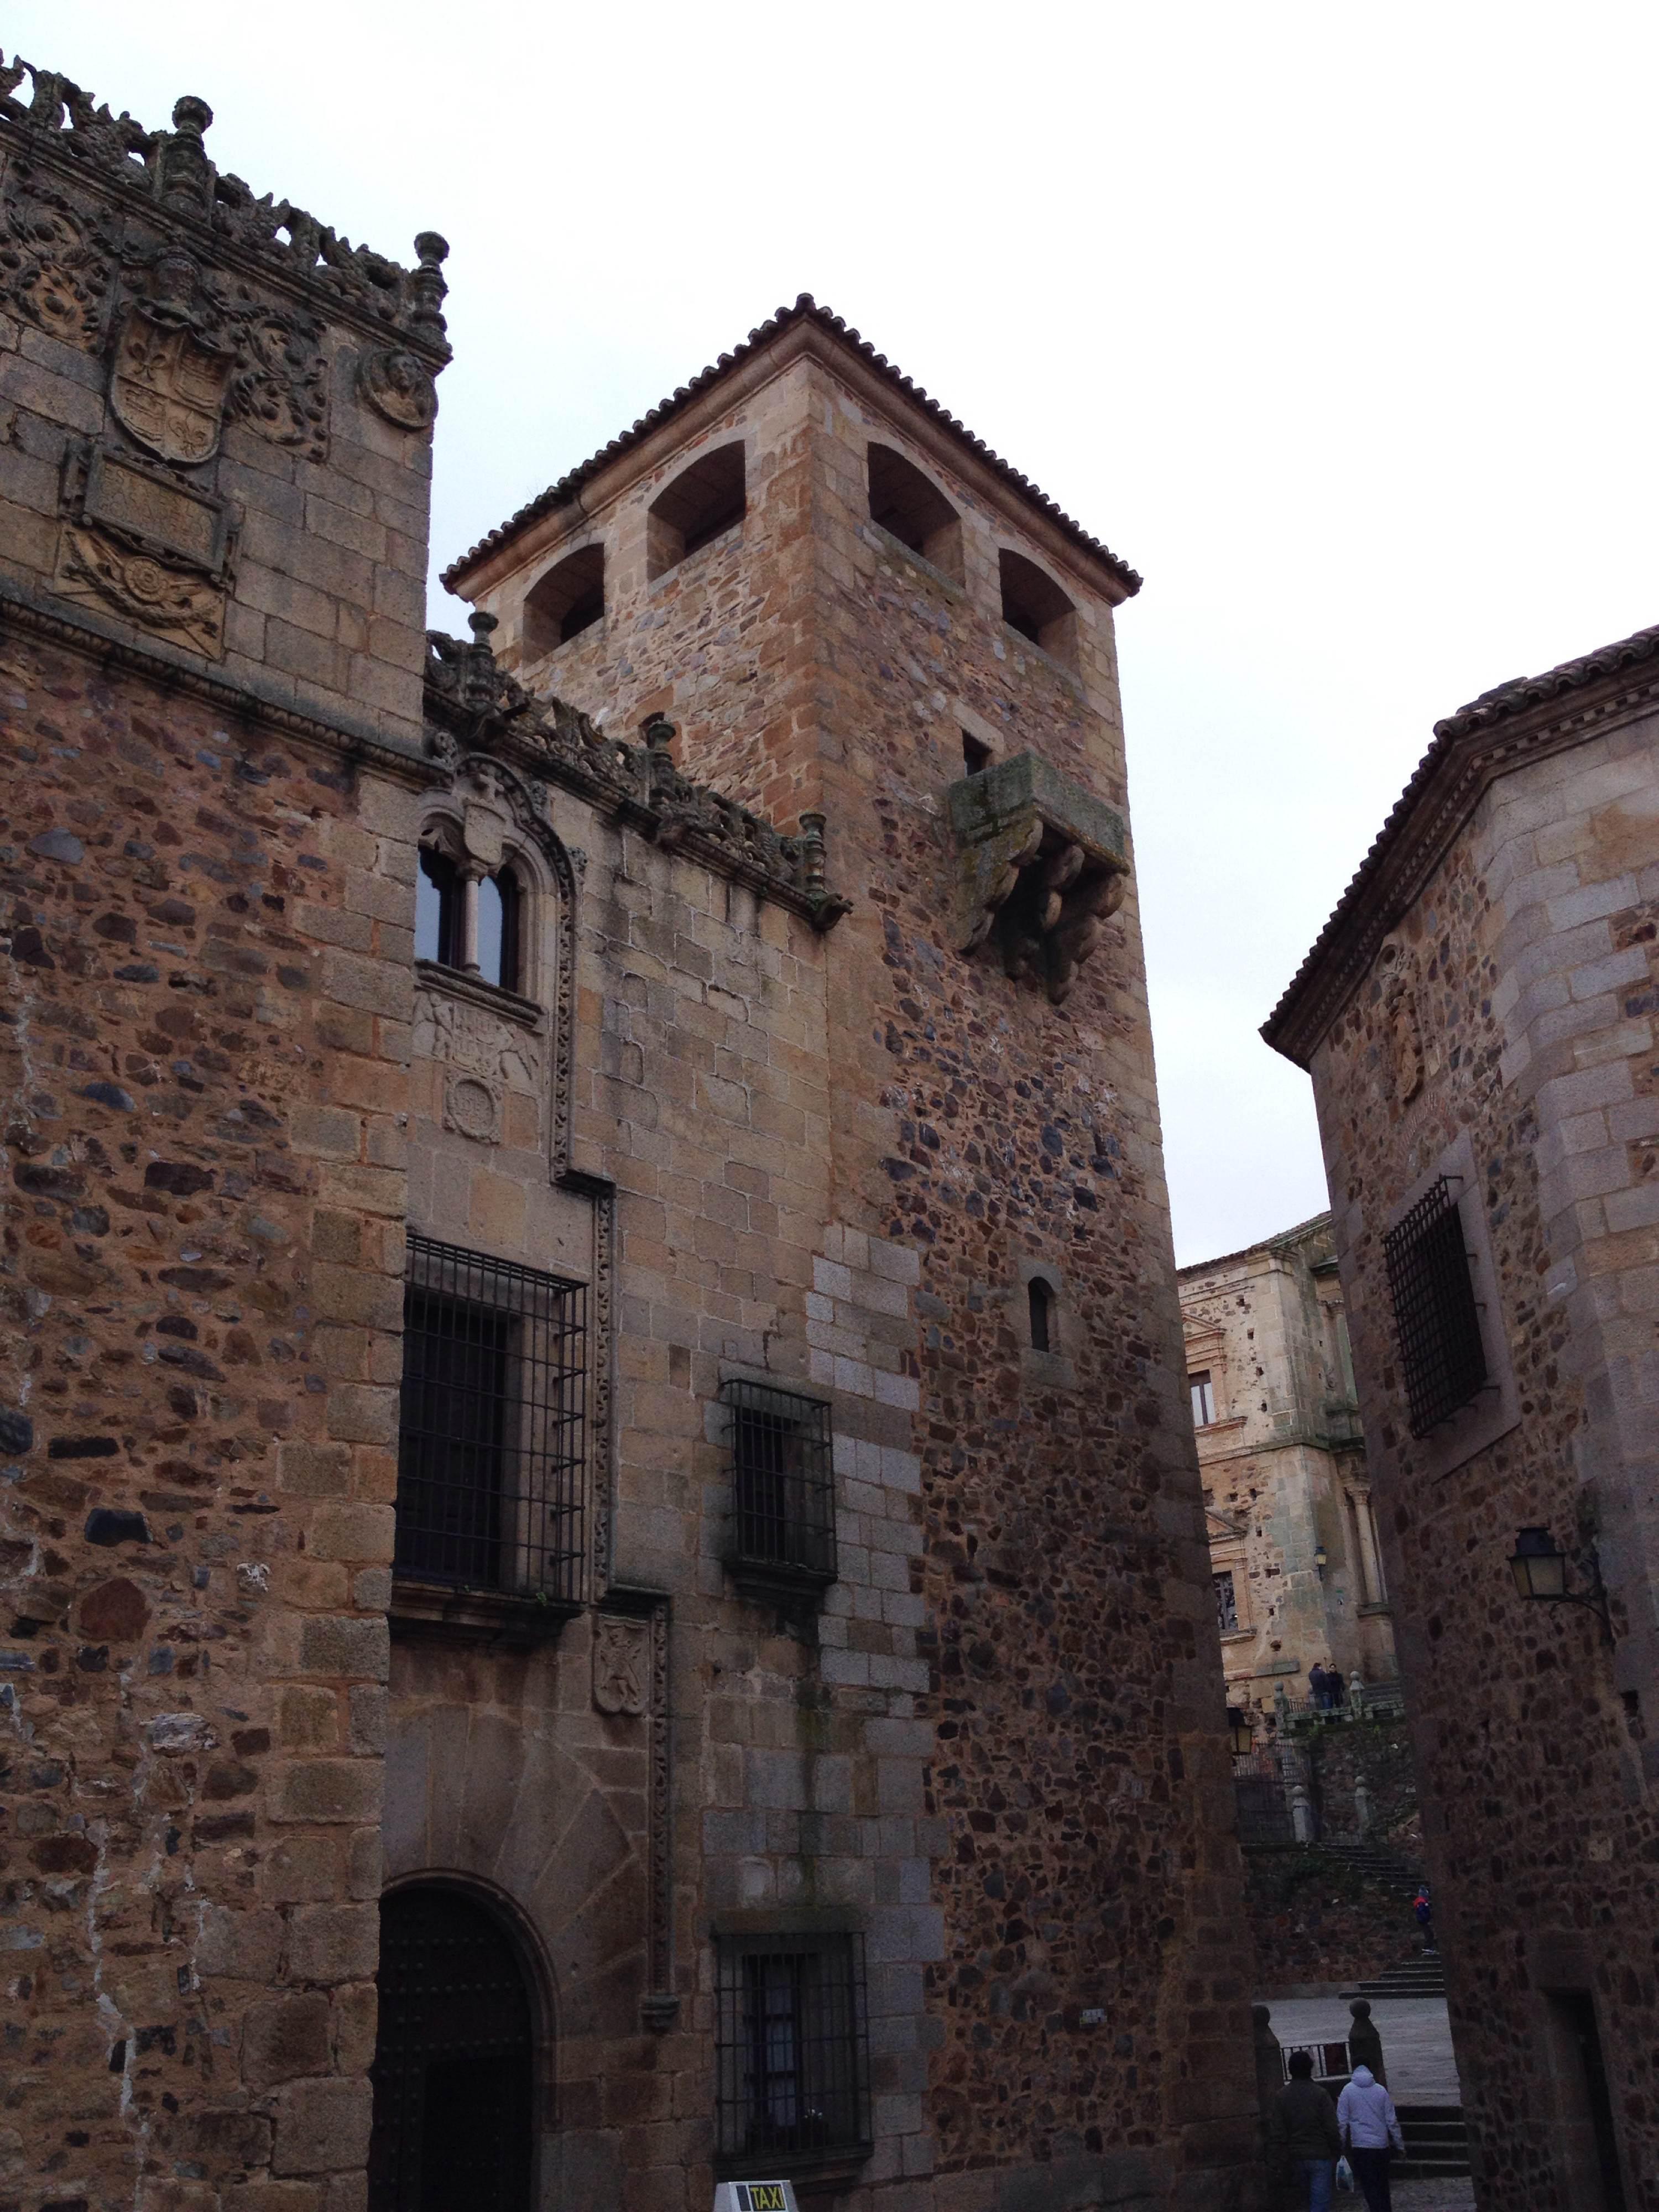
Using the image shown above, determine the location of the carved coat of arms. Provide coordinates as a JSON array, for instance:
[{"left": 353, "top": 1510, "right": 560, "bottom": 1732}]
[
  {"left": 592, "top": 1616, "right": 648, "bottom": 1717},
  {"left": 110, "top": 306, "right": 229, "bottom": 466}
]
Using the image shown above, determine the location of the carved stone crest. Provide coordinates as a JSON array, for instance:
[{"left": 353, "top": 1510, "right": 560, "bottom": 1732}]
[
  {"left": 592, "top": 1615, "right": 649, "bottom": 1717},
  {"left": 111, "top": 300, "right": 229, "bottom": 465},
  {"left": 53, "top": 523, "right": 224, "bottom": 657},
  {"left": 442, "top": 1072, "right": 502, "bottom": 1146},
  {"left": 361, "top": 346, "right": 438, "bottom": 431}
]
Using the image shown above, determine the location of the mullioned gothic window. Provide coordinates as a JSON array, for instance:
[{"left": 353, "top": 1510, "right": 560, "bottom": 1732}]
[{"left": 417, "top": 842, "right": 525, "bottom": 995}]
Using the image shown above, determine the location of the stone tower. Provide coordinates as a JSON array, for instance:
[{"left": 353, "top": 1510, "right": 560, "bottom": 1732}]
[{"left": 444, "top": 299, "right": 1261, "bottom": 2206}]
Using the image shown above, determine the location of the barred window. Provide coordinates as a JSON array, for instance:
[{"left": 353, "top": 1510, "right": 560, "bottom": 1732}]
[
  {"left": 1214, "top": 1570, "right": 1239, "bottom": 1634},
  {"left": 723, "top": 1379, "right": 836, "bottom": 1589},
  {"left": 396, "top": 1235, "right": 586, "bottom": 1600},
  {"left": 1382, "top": 1178, "right": 1487, "bottom": 1438},
  {"left": 715, "top": 1934, "right": 870, "bottom": 2175}
]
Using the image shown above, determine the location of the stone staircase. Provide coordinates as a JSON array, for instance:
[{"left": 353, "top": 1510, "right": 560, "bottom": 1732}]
[
  {"left": 1393, "top": 2103, "right": 1471, "bottom": 2179},
  {"left": 1318, "top": 1838, "right": 1423, "bottom": 1887},
  {"left": 1343, "top": 1952, "right": 1447, "bottom": 2000}
]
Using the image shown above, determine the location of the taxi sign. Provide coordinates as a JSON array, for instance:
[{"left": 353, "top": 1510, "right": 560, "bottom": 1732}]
[{"left": 713, "top": 2185, "right": 797, "bottom": 2212}]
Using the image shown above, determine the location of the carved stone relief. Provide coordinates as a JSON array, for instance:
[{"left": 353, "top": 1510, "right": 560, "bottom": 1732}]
[
  {"left": 1378, "top": 935, "right": 1425, "bottom": 1109},
  {"left": 0, "top": 164, "right": 113, "bottom": 346},
  {"left": 414, "top": 988, "right": 540, "bottom": 1149},
  {"left": 592, "top": 1614, "right": 649, "bottom": 1717},
  {"left": 361, "top": 345, "right": 438, "bottom": 431},
  {"left": 53, "top": 522, "right": 225, "bottom": 656}
]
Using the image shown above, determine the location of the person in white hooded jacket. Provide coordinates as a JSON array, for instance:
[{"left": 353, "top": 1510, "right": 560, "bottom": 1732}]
[{"left": 1335, "top": 2064, "right": 1406, "bottom": 2211}]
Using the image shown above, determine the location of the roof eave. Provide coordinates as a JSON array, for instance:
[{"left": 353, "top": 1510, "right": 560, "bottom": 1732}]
[{"left": 441, "top": 295, "right": 1142, "bottom": 602}]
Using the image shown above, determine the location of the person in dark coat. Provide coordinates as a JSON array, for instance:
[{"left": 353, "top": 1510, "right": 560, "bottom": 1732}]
[
  {"left": 1347, "top": 1997, "right": 1386, "bottom": 2085},
  {"left": 1266, "top": 2048, "right": 1341, "bottom": 2210},
  {"left": 1308, "top": 1661, "right": 1329, "bottom": 1711}
]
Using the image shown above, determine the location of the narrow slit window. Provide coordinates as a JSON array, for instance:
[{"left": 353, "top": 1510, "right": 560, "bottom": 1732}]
[
  {"left": 395, "top": 1236, "right": 586, "bottom": 1600},
  {"left": 1028, "top": 1277, "right": 1054, "bottom": 1352}
]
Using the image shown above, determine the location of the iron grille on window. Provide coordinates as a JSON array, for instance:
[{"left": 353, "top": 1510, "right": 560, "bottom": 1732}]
[
  {"left": 396, "top": 1235, "right": 586, "bottom": 1600},
  {"left": 1382, "top": 1178, "right": 1488, "bottom": 1438},
  {"left": 714, "top": 1934, "right": 870, "bottom": 2175},
  {"left": 723, "top": 1379, "right": 836, "bottom": 1587}
]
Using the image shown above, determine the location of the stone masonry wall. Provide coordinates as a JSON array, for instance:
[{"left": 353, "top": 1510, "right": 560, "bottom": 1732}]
[
  {"left": 1308, "top": 701, "right": 1659, "bottom": 2211},
  {"left": 0, "top": 627, "right": 419, "bottom": 2210}
]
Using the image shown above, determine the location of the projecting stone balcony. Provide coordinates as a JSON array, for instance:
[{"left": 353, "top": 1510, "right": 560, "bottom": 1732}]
[{"left": 946, "top": 751, "right": 1130, "bottom": 1005}]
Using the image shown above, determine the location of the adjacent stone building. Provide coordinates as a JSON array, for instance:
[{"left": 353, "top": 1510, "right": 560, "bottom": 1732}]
[
  {"left": 0, "top": 48, "right": 1262, "bottom": 2212},
  {"left": 1178, "top": 1214, "right": 1395, "bottom": 1722},
  {"left": 1265, "top": 624, "right": 1659, "bottom": 2212}
]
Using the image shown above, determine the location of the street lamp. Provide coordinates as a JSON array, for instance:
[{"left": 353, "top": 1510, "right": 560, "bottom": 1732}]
[
  {"left": 1313, "top": 1544, "right": 1328, "bottom": 1578},
  {"left": 1509, "top": 1526, "right": 1613, "bottom": 1644}
]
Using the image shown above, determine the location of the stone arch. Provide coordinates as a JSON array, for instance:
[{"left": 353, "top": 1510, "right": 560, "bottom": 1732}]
[{"left": 368, "top": 1875, "right": 547, "bottom": 2212}]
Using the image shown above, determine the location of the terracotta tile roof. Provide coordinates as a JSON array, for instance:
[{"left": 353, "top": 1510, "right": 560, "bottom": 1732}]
[
  {"left": 440, "top": 293, "right": 1142, "bottom": 595},
  {"left": 1261, "top": 615, "right": 1659, "bottom": 1059}
]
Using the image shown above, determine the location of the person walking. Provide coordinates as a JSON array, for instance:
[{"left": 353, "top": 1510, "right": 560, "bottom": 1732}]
[
  {"left": 1266, "top": 2048, "right": 1341, "bottom": 2211},
  {"left": 1412, "top": 1885, "right": 1436, "bottom": 1953},
  {"left": 1336, "top": 2062, "right": 1405, "bottom": 2211}
]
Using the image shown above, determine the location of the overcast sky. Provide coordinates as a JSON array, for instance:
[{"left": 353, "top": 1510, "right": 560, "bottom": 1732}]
[{"left": 25, "top": 3, "right": 1659, "bottom": 1262}]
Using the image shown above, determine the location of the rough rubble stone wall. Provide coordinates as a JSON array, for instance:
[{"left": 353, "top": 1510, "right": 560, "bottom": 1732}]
[
  {"left": 0, "top": 628, "right": 417, "bottom": 2209},
  {"left": 1307, "top": 701, "right": 1659, "bottom": 2212},
  {"left": 466, "top": 337, "right": 1261, "bottom": 2209}
]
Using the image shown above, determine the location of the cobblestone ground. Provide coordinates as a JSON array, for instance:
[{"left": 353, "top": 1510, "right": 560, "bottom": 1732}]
[{"left": 1388, "top": 2180, "right": 1475, "bottom": 2211}]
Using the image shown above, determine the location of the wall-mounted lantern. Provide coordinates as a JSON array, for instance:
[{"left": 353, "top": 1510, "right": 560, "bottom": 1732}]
[
  {"left": 1508, "top": 1526, "right": 1613, "bottom": 1644},
  {"left": 1313, "top": 1543, "right": 1328, "bottom": 1579},
  {"left": 1227, "top": 1707, "right": 1255, "bottom": 1757}
]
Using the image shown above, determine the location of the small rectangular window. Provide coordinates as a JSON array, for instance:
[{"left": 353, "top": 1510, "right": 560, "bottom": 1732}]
[
  {"left": 1382, "top": 1177, "right": 1488, "bottom": 1437},
  {"left": 1190, "top": 1369, "right": 1217, "bottom": 1427},
  {"left": 723, "top": 1379, "right": 835, "bottom": 1588},
  {"left": 714, "top": 1934, "right": 870, "bottom": 2174},
  {"left": 396, "top": 1235, "right": 586, "bottom": 1599},
  {"left": 1214, "top": 1570, "right": 1239, "bottom": 1634}
]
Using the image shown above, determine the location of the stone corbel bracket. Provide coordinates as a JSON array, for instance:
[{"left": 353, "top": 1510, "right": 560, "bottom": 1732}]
[{"left": 947, "top": 751, "right": 1129, "bottom": 1005}]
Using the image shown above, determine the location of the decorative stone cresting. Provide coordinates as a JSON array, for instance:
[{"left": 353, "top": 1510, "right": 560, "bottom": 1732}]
[
  {"left": 947, "top": 750, "right": 1130, "bottom": 1003},
  {"left": 424, "top": 613, "right": 852, "bottom": 933},
  {"left": 0, "top": 54, "right": 451, "bottom": 361}
]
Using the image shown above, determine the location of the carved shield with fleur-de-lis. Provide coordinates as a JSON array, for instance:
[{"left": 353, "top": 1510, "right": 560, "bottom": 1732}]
[{"left": 109, "top": 307, "right": 229, "bottom": 466}]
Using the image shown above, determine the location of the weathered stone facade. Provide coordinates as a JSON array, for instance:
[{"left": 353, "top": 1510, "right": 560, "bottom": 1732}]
[
  {"left": 1265, "top": 624, "right": 1659, "bottom": 2212},
  {"left": 1178, "top": 1215, "right": 1395, "bottom": 1721},
  {"left": 0, "top": 50, "right": 1262, "bottom": 2212}
]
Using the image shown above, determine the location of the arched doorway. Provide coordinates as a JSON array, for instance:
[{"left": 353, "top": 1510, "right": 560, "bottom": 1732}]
[{"left": 368, "top": 1884, "right": 536, "bottom": 2212}]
